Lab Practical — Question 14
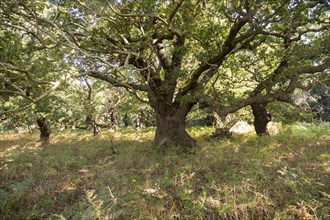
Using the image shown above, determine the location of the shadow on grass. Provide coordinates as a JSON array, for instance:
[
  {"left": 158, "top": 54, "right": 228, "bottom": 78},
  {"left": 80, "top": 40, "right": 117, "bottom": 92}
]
[
  {"left": 0, "top": 125, "right": 329, "bottom": 219},
  {"left": 0, "top": 129, "right": 154, "bottom": 219}
]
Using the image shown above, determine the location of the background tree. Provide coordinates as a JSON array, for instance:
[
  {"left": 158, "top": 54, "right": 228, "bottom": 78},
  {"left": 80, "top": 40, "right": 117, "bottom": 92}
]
[
  {"left": 0, "top": 2, "right": 73, "bottom": 141},
  {"left": 199, "top": 0, "right": 329, "bottom": 135}
]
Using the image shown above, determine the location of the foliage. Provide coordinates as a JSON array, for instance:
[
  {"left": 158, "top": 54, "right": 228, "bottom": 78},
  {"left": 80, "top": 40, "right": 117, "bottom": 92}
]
[
  {"left": 1, "top": 124, "right": 329, "bottom": 219},
  {"left": 1, "top": 0, "right": 329, "bottom": 146},
  {"left": 0, "top": 3, "right": 75, "bottom": 130},
  {"left": 267, "top": 102, "right": 315, "bottom": 124},
  {"left": 309, "top": 83, "right": 330, "bottom": 122}
]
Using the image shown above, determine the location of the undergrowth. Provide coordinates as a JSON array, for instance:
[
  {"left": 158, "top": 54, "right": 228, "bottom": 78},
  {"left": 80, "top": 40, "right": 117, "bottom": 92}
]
[{"left": 0, "top": 123, "right": 329, "bottom": 219}]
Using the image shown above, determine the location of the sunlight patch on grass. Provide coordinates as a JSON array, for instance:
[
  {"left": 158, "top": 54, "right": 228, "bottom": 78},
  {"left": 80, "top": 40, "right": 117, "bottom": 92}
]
[
  {"left": 0, "top": 144, "right": 19, "bottom": 159},
  {"left": 0, "top": 123, "right": 329, "bottom": 219}
]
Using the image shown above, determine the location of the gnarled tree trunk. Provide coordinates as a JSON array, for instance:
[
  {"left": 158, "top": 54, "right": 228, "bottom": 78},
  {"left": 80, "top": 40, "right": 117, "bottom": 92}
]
[
  {"left": 37, "top": 117, "right": 50, "bottom": 143},
  {"left": 251, "top": 103, "right": 271, "bottom": 135},
  {"left": 153, "top": 104, "right": 196, "bottom": 148}
]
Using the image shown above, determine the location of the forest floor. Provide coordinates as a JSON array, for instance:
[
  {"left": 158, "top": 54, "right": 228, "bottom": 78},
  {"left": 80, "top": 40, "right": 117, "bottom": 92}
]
[{"left": 0, "top": 123, "right": 329, "bottom": 220}]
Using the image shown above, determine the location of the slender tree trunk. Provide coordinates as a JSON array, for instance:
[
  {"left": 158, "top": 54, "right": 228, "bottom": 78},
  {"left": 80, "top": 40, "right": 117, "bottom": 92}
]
[
  {"left": 37, "top": 117, "right": 50, "bottom": 143},
  {"left": 104, "top": 95, "right": 119, "bottom": 131},
  {"left": 93, "top": 119, "right": 100, "bottom": 136},
  {"left": 153, "top": 104, "right": 196, "bottom": 148},
  {"left": 108, "top": 110, "right": 117, "bottom": 131},
  {"left": 83, "top": 77, "right": 100, "bottom": 134},
  {"left": 251, "top": 103, "right": 271, "bottom": 135}
]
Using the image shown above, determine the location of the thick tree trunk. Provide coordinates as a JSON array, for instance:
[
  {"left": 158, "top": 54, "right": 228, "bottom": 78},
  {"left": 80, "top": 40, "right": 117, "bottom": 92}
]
[
  {"left": 153, "top": 105, "right": 196, "bottom": 148},
  {"left": 37, "top": 117, "right": 50, "bottom": 143},
  {"left": 251, "top": 103, "right": 271, "bottom": 135}
]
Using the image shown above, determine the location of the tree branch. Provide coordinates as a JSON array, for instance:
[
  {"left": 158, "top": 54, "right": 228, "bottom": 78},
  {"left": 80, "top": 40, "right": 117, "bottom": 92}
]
[
  {"left": 0, "top": 62, "right": 51, "bottom": 85},
  {"left": 86, "top": 70, "right": 149, "bottom": 92},
  {"left": 177, "top": 12, "right": 253, "bottom": 98},
  {"left": 295, "top": 58, "right": 330, "bottom": 75},
  {"left": 200, "top": 92, "right": 292, "bottom": 117},
  {"left": 0, "top": 76, "right": 65, "bottom": 116}
]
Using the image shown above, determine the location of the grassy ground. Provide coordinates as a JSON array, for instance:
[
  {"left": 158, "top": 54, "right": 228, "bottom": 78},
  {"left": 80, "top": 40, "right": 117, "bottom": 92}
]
[{"left": 0, "top": 123, "right": 329, "bottom": 220}]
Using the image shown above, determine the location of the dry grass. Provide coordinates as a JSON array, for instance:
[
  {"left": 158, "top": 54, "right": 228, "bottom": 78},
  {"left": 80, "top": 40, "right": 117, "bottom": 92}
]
[{"left": 0, "top": 123, "right": 329, "bottom": 219}]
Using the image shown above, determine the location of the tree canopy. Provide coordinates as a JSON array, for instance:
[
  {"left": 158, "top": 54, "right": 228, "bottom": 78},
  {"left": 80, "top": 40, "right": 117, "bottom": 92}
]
[{"left": 1, "top": 0, "right": 329, "bottom": 146}]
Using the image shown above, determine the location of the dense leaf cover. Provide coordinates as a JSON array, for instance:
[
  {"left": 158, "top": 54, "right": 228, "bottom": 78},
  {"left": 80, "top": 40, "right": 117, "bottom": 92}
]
[{"left": 0, "top": 0, "right": 329, "bottom": 145}]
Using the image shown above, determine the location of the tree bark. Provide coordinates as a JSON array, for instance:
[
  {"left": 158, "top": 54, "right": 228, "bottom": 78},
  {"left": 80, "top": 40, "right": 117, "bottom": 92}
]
[
  {"left": 251, "top": 103, "right": 271, "bottom": 135},
  {"left": 106, "top": 100, "right": 118, "bottom": 131},
  {"left": 37, "top": 117, "right": 50, "bottom": 143},
  {"left": 108, "top": 111, "right": 117, "bottom": 131},
  {"left": 152, "top": 104, "right": 196, "bottom": 148},
  {"left": 93, "top": 120, "right": 100, "bottom": 136}
]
